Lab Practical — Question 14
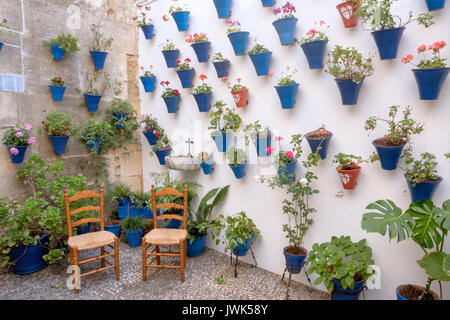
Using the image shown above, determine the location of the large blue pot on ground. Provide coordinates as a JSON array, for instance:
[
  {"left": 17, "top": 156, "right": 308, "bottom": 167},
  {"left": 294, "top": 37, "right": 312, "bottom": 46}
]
[
  {"left": 335, "top": 78, "right": 364, "bottom": 105},
  {"left": 7, "top": 145, "right": 27, "bottom": 164},
  {"left": 249, "top": 51, "right": 272, "bottom": 76},
  {"left": 172, "top": 11, "right": 190, "bottom": 31},
  {"left": 261, "top": 0, "right": 275, "bottom": 6},
  {"left": 51, "top": 44, "right": 65, "bottom": 61},
  {"left": 155, "top": 147, "right": 171, "bottom": 165},
  {"left": 143, "top": 130, "right": 157, "bottom": 146},
  {"left": 425, "top": 0, "right": 446, "bottom": 11},
  {"left": 9, "top": 234, "right": 49, "bottom": 275},
  {"left": 187, "top": 235, "right": 207, "bottom": 258},
  {"left": 162, "top": 49, "right": 180, "bottom": 68},
  {"left": 125, "top": 228, "right": 144, "bottom": 247},
  {"left": 49, "top": 135, "right": 69, "bottom": 155},
  {"left": 227, "top": 31, "right": 249, "bottom": 55},
  {"left": 90, "top": 51, "right": 108, "bottom": 70},
  {"left": 84, "top": 93, "right": 102, "bottom": 112},
  {"left": 213, "top": 60, "right": 231, "bottom": 78},
  {"left": 213, "top": 0, "right": 232, "bottom": 18},
  {"left": 230, "top": 162, "right": 246, "bottom": 179},
  {"left": 406, "top": 175, "right": 442, "bottom": 202},
  {"left": 140, "top": 76, "right": 156, "bottom": 93},
  {"left": 331, "top": 279, "right": 366, "bottom": 300},
  {"left": 117, "top": 197, "right": 132, "bottom": 207},
  {"left": 118, "top": 205, "right": 160, "bottom": 219},
  {"left": 177, "top": 69, "right": 194, "bottom": 88},
  {"left": 87, "top": 138, "right": 102, "bottom": 153},
  {"left": 201, "top": 159, "right": 215, "bottom": 175},
  {"left": 232, "top": 234, "right": 254, "bottom": 256},
  {"left": 193, "top": 92, "right": 212, "bottom": 112},
  {"left": 283, "top": 246, "right": 307, "bottom": 274},
  {"left": 305, "top": 130, "right": 332, "bottom": 160},
  {"left": 372, "top": 139, "right": 404, "bottom": 170},
  {"left": 412, "top": 67, "right": 449, "bottom": 100},
  {"left": 117, "top": 205, "right": 132, "bottom": 218},
  {"left": 278, "top": 160, "right": 297, "bottom": 184},
  {"left": 214, "top": 132, "right": 232, "bottom": 152},
  {"left": 105, "top": 224, "right": 121, "bottom": 237},
  {"left": 191, "top": 42, "right": 211, "bottom": 63},
  {"left": 272, "top": 17, "right": 298, "bottom": 45},
  {"left": 254, "top": 134, "right": 271, "bottom": 157},
  {"left": 396, "top": 284, "right": 439, "bottom": 300},
  {"left": 371, "top": 27, "right": 405, "bottom": 60},
  {"left": 113, "top": 112, "right": 128, "bottom": 129},
  {"left": 163, "top": 96, "right": 181, "bottom": 113},
  {"left": 77, "top": 223, "right": 91, "bottom": 235},
  {"left": 141, "top": 24, "right": 154, "bottom": 39},
  {"left": 275, "top": 82, "right": 299, "bottom": 109},
  {"left": 301, "top": 40, "right": 328, "bottom": 69},
  {"left": 48, "top": 85, "right": 67, "bottom": 101}
]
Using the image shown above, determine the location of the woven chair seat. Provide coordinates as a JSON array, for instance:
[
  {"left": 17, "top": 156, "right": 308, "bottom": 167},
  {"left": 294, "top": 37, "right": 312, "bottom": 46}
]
[
  {"left": 144, "top": 228, "right": 187, "bottom": 245},
  {"left": 68, "top": 231, "right": 116, "bottom": 251}
]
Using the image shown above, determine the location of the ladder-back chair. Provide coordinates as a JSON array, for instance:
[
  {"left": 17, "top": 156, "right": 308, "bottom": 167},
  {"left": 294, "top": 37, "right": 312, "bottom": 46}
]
[
  {"left": 64, "top": 186, "right": 120, "bottom": 293},
  {"left": 142, "top": 185, "right": 188, "bottom": 282}
]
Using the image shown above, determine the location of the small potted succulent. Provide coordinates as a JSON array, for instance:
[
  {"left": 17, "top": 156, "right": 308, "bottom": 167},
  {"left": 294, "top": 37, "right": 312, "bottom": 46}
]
[
  {"left": 425, "top": 0, "right": 446, "bottom": 11},
  {"left": 89, "top": 24, "right": 113, "bottom": 70},
  {"left": 333, "top": 153, "right": 377, "bottom": 190},
  {"left": 212, "top": 52, "right": 231, "bottom": 78},
  {"left": 272, "top": 134, "right": 302, "bottom": 184},
  {"left": 109, "top": 98, "right": 138, "bottom": 130},
  {"left": 186, "top": 33, "right": 211, "bottom": 63},
  {"left": 336, "top": 0, "right": 361, "bottom": 28},
  {"left": 324, "top": 45, "right": 374, "bottom": 105},
  {"left": 221, "top": 77, "right": 249, "bottom": 108},
  {"left": 261, "top": 0, "right": 275, "bottom": 7},
  {"left": 243, "top": 121, "right": 272, "bottom": 157},
  {"left": 0, "top": 18, "right": 11, "bottom": 52},
  {"left": 248, "top": 39, "right": 272, "bottom": 76},
  {"left": 225, "top": 19, "right": 249, "bottom": 56},
  {"left": 198, "top": 151, "right": 215, "bottom": 175},
  {"left": 150, "top": 128, "right": 172, "bottom": 165},
  {"left": 1, "top": 123, "right": 36, "bottom": 164},
  {"left": 212, "top": 0, "right": 232, "bottom": 19},
  {"left": 169, "top": 3, "right": 190, "bottom": 31},
  {"left": 297, "top": 21, "right": 329, "bottom": 70},
  {"left": 82, "top": 71, "right": 112, "bottom": 112},
  {"left": 48, "top": 76, "right": 67, "bottom": 101},
  {"left": 40, "top": 111, "right": 75, "bottom": 155},
  {"left": 227, "top": 146, "right": 247, "bottom": 179},
  {"left": 401, "top": 41, "right": 448, "bottom": 100},
  {"left": 141, "top": 114, "right": 161, "bottom": 146},
  {"left": 208, "top": 100, "right": 242, "bottom": 152},
  {"left": 160, "top": 80, "right": 181, "bottom": 114},
  {"left": 305, "top": 126, "right": 333, "bottom": 160},
  {"left": 364, "top": 105, "right": 424, "bottom": 170},
  {"left": 176, "top": 57, "right": 194, "bottom": 88},
  {"left": 121, "top": 217, "right": 146, "bottom": 248},
  {"left": 193, "top": 74, "right": 213, "bottom": 112},
  {"left": 79, "top": 119, "right": 114, "bottom": 154},
  {"left": 160, "top": 39, "right": 180, "bottom": 68},
  {"left": 274, "top": 67, "right": 299, "bottom": 109},
  {"left": 134, "top": 5, "right": 154, "bottom": 40},
  {"left": 139, "top": 65, "right": 156, "bottom": 93},
  {"left": 42, "top": 33, "right": 80, "bottom": 61},
  {"left": 272, "top": 1, "right": 297, "bottom": 45}
]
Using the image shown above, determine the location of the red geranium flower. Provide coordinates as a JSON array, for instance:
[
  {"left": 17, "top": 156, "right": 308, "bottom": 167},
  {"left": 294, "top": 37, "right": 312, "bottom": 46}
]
[
  {"left": 401, "top": 54, "right": 414, "bottom": 63},
  {"left": 199, "top": 74, "right": 207, "bottom": 81},
  {"left": 155, "top": 132, "right": 161, "bottom": 138}
]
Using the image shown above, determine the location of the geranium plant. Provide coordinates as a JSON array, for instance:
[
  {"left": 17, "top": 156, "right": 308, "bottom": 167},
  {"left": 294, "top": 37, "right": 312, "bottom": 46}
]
[
  {"left": 208, "top": 101, "right": 242, "bottom": 138},
  {"left": 50, "top": 76, "right": 64, "bottom": 87},
  {"left": 225, "top": 19, "right": 242, "bottom": 34},
  {"left": 1, "top": 123, "right": 36, "bottom": 154},
  {"left": 221, "top": 77, "right": 246, "bottom": 92},
  {"left": 151, "top": 128, "right": 171, "bottom": 154},
  {"left": 169, "top": 3, "right": 188, "bottom": 14},
  {"left": 401, "top": 41, "right": 447, "bottom": 69},
  {"left": 400, "top": 152, "right": 441, "bottom": 186},
  {"left": 333, "top": 153, "right": 377, "bottom": 170},
  {"left": 297, "top": 20, "right": 329, "bottom": 45},
  {"left": 160, "top": 39, "right": 176, "bottom": 51},
  {"left": 160, "top": 81, "right": 180, "bottom": 98},
  {"left": 141, "top": 114, "right": 161, "bottom": 133},
  {"left": 193, "top": 74, "right": 212, "bottom": 94},
  {"left": 186, "top": 32, "right": 209, "bottom": 44},
  {"left": 90, "top": 24, "right": 113, "bottom": 52},
  {"left": 133, "top": 5, "right": 152, "bottom": 26},
  {"left": 272, "top": 1, "right": 296, "bottom": 20},
  {"left": 325, "top": 45, "right": 374, "bottom": 83},
  {"left": 140, "top": 65, "right": 156, "bottom": 78},
  {"left": 43, "top": 33, "right": 80, "bottom": 53},
  {"left": 212, "top": 52, "right": 228, "bottom": 62},
  {"left": 248, "top": 39, "right": 270, "bottom": 55},
  {"left": 276, "top": 67, "right": 297, "bottom": 86},
  {"left": 40, "top": 111, "right": 74, "bottom": 136},
  {"left": 176, "top": 57, "right": 192, "bottom": 71}
]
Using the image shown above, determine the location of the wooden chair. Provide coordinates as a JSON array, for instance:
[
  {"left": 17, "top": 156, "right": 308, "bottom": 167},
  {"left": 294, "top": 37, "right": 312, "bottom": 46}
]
[
  {"left": 64, "top": 186, "right": 120, "bottom": 293},
  {"left": 142, "top": 185, "right": 188, "bottom": 282}
]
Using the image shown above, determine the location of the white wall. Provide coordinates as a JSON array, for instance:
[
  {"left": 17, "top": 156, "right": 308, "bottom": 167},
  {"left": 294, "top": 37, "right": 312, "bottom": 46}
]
[{"left": 139, "top": 0, "right": 450, "bottom": 299}]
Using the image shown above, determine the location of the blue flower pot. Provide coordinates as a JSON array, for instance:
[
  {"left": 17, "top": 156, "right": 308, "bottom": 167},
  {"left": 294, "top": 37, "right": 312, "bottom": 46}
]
[
  {"left": 105, "top": 224, "right": 121, "bottom": 237},
  {"left": 125, "top": 228, "right": 144, "bottom": 247},
  {"left": 143, "top": 130, "right": 157, "bottom": 146},
  {"left": 261, "top": 0, "right": 275, "bottom": 6},
  {"left": 191, "top": 42, "right": 211, "bottom": 63},
  {"left": 172, "top": 11, "right": 190, "bottom": 31},
  {"left": 232, "top": 234, "right": 253, "bottom": 256},
  {"left": 283, "top": 246, "right": 307, "bottom": 274},
  {"left": 140, "top": 76, "right": 156, "bottom": 93},
  {"left": 162, "top": 49, "right": 180, "bottom": 68},
  {"left": 0, "top": 42, "right": 3, "bottom": 51},
  {"left": 48, "top": 85, "right": 67, "bottom": 101},
  {"left": 331, "top": 279, "right": 366, "bottom": 300},
  {"left": 301, "top": 40, "right": 328, "bottom": 69},
  {"left": 335, "top": 78, "right": 364, "bottom": 105},
  {"left": 9, "top": 234, "right": 49, "bottom": 275},
  {"left": 305, "top": 131, "right": 332, "bottom": 160},
  {"left": 426, "top": 0, "right": 446, "bottom": 10},
  {"left": 139, "top": 206, "right": 160, "bottom": 219},
  {"left": 249, "top": 51, "right": 272, "bottom": 76},
  {"left": 164, "top": 212, "right": 183, "bottom": 229},
  {"left": 278, "top": 160, "right": 297, "bottom": 184},
  {"left": 77, "top": 223, "right": 91, "bottom": 235},
  {"left": 90, "top": 51, "right": 108, "bottom": 70},
  {"left": 113, "top": 112, "right": 128, "bottom": 129},
  {"left": 412, "top": 68, "right": 449, "bottom": 100},
  {"left": 155, "top": 147, "right": 171, "bottom": 165},
  {"left": 372, "top": 140, "right": 404, "bottom": 170},
  {"left": 117, "top": 197, "right": 132, "bottom": 207},
  {"left": 406, "top": 175, "right": 442, "bottom": 202},
  {"left": 273, "top": 17, "right": 298, "bottom": 45},
  {"left": 227, "top": 31, "right": 250, "bottom": 56},
  {"left": 213, "top": 60, "right": 231, "bottom": 78},
  {"left": 214, "top": 132, "right": 232, "bottom": 152},
  {"left": 213, "top": 0, "right": 232, "bottom": 18},
  {"left": 396, "top": 284, "right": 439, "bottom": 300},
  {"left": 201, "top": 160, "right": 215, "bottom": 175},
  {"left": 84, "top": 93, "right": 102, "bottom": 112},
  {"left": 163, "top": 95, "right": 180, "bottom": 113},
  {"left": 187, "top": 235, "right": 207, "bottom": 258},
  {"left": 87, "top": 137, "right": 102, "bottom": 153},
  {"left": 254, "top": 134, "right": 271, "bottom": 157},
  {"left": 176, "top": 68, "right": 194, "bottom": 88},
  {"left": 275, "top": 82, "right": 299, "bottom": 109},
  {"left": 141, "top": 24, "right": 154, "bottom": 39},
  {"left": 371, "top": 27, "right": 405, "bottom": 60},
  {"left": 51, "top": 44, "right": 65, "bottom": 61},
  {"left": 7, "top": 145, "right": 27, "bottom": 164},
  {"left": 230, "top": 162, "right": 246, "bottom": 179},
  {"left": 193, "top": 92, "right": 212, "bottom": 112},
  {"left": 118, "top": 205, "right": 132, "bottom": 218},
  {"left": 49, "top": 135, "right": 69, "bottom": 155}
]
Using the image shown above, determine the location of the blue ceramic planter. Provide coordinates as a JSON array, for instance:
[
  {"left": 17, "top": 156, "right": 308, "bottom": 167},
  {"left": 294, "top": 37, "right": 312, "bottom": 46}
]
[
  {"left": 412, "top": 68, "right": 449, "bottom": 100},
  {"left": 84, "top": 93, "right": 102, "bottom": 112},
  {"left": 90, "top": 51, "right": 108, "bottom": 70},
  {"left": 48, "top": 85, "right": 67, "bottom": 101},
  {"left": 77, "top": 223, "right": 91, "bottom": 235},
  {"left": 163, "top": 96, "right": 180, "bottom": 113},
  {"left": 49, "top": 135, "right": 69, "bottom": 155},
  {"left": 177, "top": 69, "right": 194, "bottom": 88},
  {"left": 9, "top": 234, "right": 49, "bottom": 275},
  {"left": 273, "top": 17, "right": 298, "bottom": 45},
  {"left": 396, "top": 284, "right": 439, "bottom": 300},
  {"left": 254, "top": 134, "right": 271, "bottom": 157},
  {"left": 187, "top": 235, "right": 207, "bottom": 258},
  {"left": 426, "top": 0, "right": 446, "bottom": 10},
  {"left": 227, "top": 31, "right": 250, "bottom": 56},
  {"left": 249, "top": 51, "right": 272, "bottom": 76},
  {"left": 230, "top": 162, "right": 246, "bottom": 179},
  {"left": 284, "top": 246, "right": 307, "bottom": 274},
  {"left": 372, "top": 140, "right": 404, "bottom": 170},
  {"left": 155, "top": 147, "right": 171, "bottom": 165},
  {"left": 371, "top": 27, "right": 405, "bottom": 60},
  {"left": 261, "top": 0, "right": 275, "bottom": 6},
  {"left": 118, "top": 205, "right": 132, "bottom": 218},
  {"left": 335, "top": 78, "right": 364, "bottom": 105},
  {"left": 87, "top": 138, "right": 102, "bottom": 153},
  {"left": 140, "top": 76, "right": 156, "bottom": 93},
  {"left": 105, "top": 224, "right": 121, "bottom": 237},
  {"left": 113, "top": 112, "right": 128, "bottom": 129},
  {"left": 191, "top": 42, "right": 211, "bottom": 63},
  {"left": 232, "top": 234, "right": 253, "bottom": 256},
  {"left": 278, "top": 160, "right": 297, "bottom": 184},
  {"left": 406, "top": 175, "right": 442, "bottom": 202},
  {"left": 141, "top": 24, "right": 154, "bottom": 40},
  {"left": 193, "top": 92, "right": 212, "bottom": 112},
  {"left": 305, "top": 131, "right": 332, "bottom": 160},
  {"left": 201, "top": 160, "right": 215, "bottom": 175},
  {"left": 162, "top": 49, "right": 180, "bottom": 68},
  {"left": 119, "top": 205, "right": 158, "bottom": 219},
  {"left": 143, "top": 130, "right": 157, "bottom": 146},
  {"left": 51, "top": 44, "right": 65, "bottom": 61},
  {"left": 275, "top": 82, "right": 299, "bottom": 109},
  {"left": 118, "top": 197, "right": 132, "bottom": 207},
  {"left": 213, "top": 0, "right": 232, "bottom": 18},
  {"left": 331, "top": 279, "right": 366, "bottom": 300},
  {"left": 214, "top": 132, "right": 232, "bottom": 152},
  {"left": 7, "top": 145, "right": 27, "bottom": 164},
  {"left": 301, "top": 40, "right": 328, "bottom": 69},
  {"left": 0, "top": 42, "right": 3, "bottom": 51},
  {"left": 172, "top": 11, "right": 190, "bottom": 31},
  {"left": 213, "top": 60, "right": 231, "bottom": 78},
  {"left": 125, "top": 228, "right": 144, "bottom": 247}
]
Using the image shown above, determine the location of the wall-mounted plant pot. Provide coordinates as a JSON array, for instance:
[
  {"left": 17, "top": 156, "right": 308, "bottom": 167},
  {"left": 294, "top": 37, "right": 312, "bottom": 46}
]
[
  {"left": 425, "top": 0, "right": 446, "bottom": 11},
  {"left": 172, "top": 11, "right": 190, "bottom": 31},
  {"left": 163, "top": 95, "right": 181, "bottom": 113},
  {"left": 143, "top": 130, "right": 157, "bottom": 146},
  {"left": 84, "top": 93, "right": 102, "bottom": 112},
  {"left": 162, "top": 49, "right": 180, "bottom": 68},
  {"left": 125, "top": 228, "right": 144, "bottom": 247},
  {"left": 113, "top": 112, "right": 128, "bottom": 129},
  {"left": 213, "top": 0, "right": 232, "bottom": 18},
  {"left": 305, "top": 130, "right": 332, "bottom": 160},
  {"left": 337, "top": 166, "right": 361, "bottom": 190},
  {"left": 193, "top": 92, "right": 212, "bottom": 112},
  {"left": 187, "top": 235, "right": 207, "bottom": 258},
  {"left": 283, "top": 246, "right": 307, "bottom": 274},
  {"left": 9, "top": 234, "right": 49, "bottom": 275},
  {"left": 232, "top": 233, "right": 253, "bottom": 256},
  {"left": 6, "top": 145, "right": 27, "bottom": 164},
  {"left": 87, "top": 137, "right": 103, "bottom": 153},
  {"left": 77, "top": 223, "right": 91, "bottom": 235},
  {"left": 396, "top": 284, "right": 439, "bottom": 300},
  {"left": 371, "top": 27, "right": 405, "bottom": 60},
  {"left": 372, "top": 138, "right": 404, "bottom": 170},
  {"left": 141, "top": 24, "right": 154, "bottom": 40},
  {"left": 48, "top": 85, "right": 67, "bottom": 101},
  {"left": 89, "top": 51, "right": 108, "bottom": 70},
  {"left": 278, "top": 160, "right": 297, "bottom": 184},
  {"left": 227, "top": 31, "right": 249, "bottom": 55},
  {"left": 201, "top": 159, "right": 215, "bottom": 175},
  {"left": 229, "top": 162, "right": 246, "bottom": 179},
  {"left": 275, "top": 82, "right": 299, "bottom": 109},
  {"left": 272, "top": 17, "right": 298, "bottom": 45},
  {"left": 249, "top": 51, "right": 272, "bottom": 76},
  {"left": 105, "top": 224, "right": 121, "bottom": 237},
  {"left": 336, "top": 1, "right": 360, "bottom": 28},
  {"left": 214, "top": 132, "right": 232, "bottom": 152},
  {"left": 51, "top": 44, "right": 65, "bottom": 61},
  {"left": 261, "top": 0, "right": 275, "bottom": 6},
  {"left": 191, "top": 42, "right": 211, "bottom": 63},
  {"left": 231, "top": 88, "right": 248, "bottom": 108},
  {"left": 213, "top": 60, "right": 231, "bottom": 78},
  {"left": 0, "top": 42, "right": 3, "bottom": 52},
  {"left": 140, "top": 76, "right": 156, "bottom": 92},
  {"left": 334, "top": 78, "right": 364, "bottom": 105},
  {"left": 412, "top": 67, "right": 449, "bottom": 100},
  {"left": 176, "top": 68, "right": 194, "bottom": 88},
  {"left": 300, "top": 40, "right": 328, "bottom": 69},
  {"left": 254, "top": 134, "right": 271, "bottom": 157},
  {"left": 406, "top": 175, "right": 442, "bottom": 202},
  {"left": 331, "top": 279, "right": 366, "bottom": 300},
  {"left": 49, "top": 135, "right": 69, "bottom": 155},
  {"left": 154, "top": 147, "right": 171, "bottom": 165}
]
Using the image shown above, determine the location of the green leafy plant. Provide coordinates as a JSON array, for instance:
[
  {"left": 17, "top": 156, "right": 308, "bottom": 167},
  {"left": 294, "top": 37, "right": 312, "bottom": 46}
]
[
  {"left": 212, "top": 52, "right": 228, "bottom": 62},
  {"left": 90, "top": 24, "right": 113, "bottom": 52},
  {"left": 82, "top": 71, "right": 112, "bottom": 95},
  {"left": 140, "top": 65, "right": 155, "bottom": 78},
  {"left": 43, "top": 33, "right": 80, "bottom": 53},
  {"left": 130, "top": 191, "right": 151, "bottom": 209},
  {"left": 40, "top": 111, "right": 75, "bottom": 136},
  {"left": 243, "top": 120, "right": 271, "bottom": 146},
  {"left": 176, "top": 57, "right": 192, "bottom": 71},
  {"left": 110, "top": 183, "right": 133, "bottom": 203},
  {"left": 79, "top": 118, "right": 115, "bottom": 154},
  {"left": 248, "top": 39, "right": 270, "bottom": 55},
  {"left": 160, "top": 39, "right": 176, "bottom": 51},
  {"left": 150, "top": 127, "right": 171, "bottom": 153},
  {"left": 0, "top": 18, "right": 11, "bottom": 37},
  {"left": 325, "top": 45, "right": 374, "bottom": 83},
  {"left": 221, "top": 77, "right": 246, "bottom": 92},
  {"left": 141, "top": 114, "right": 161, "bottom": 133},
  {"left": 121, "top": 216, "right": 146, "bottom": 231},
  {"left": 50, "top": 76, "right": 65, "bottom": 87},
  {"left": 215, "top": 274, "right": 227, "bottom": 285},
  {"left": 193, "top": 74, "right": 212, "bottom": 94},
  {"left": 297, "top": 20, "right": 329, "bottom": 45},
  {"left": 226, "top": 147, "right": 246, "bottom": 166},
  {"left": 400, "top": 152, "right": 441, "bottom": 187},
  {"left": 169, "top": 3, "right": 188, "bottom": 14},
  {"left": 208, "top": 101, "right": 242, "bottom": 138},
  {"left": 401, "top": 41, "right": 447, "bottom": 69},
  {"left": 186, "top": 32, "right": 209, "bottom": 44},
  {"left": 333, "top": 152, "right": 378, "bottom": 170},
  {"left": 276, "top": 67, "right": 297, "bottom": 86}
]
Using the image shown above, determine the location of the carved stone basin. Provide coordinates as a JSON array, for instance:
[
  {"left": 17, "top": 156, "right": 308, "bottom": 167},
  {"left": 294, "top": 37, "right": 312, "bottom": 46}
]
[{"left": 164, "top": 155, "right": 201, "bottom": 171}]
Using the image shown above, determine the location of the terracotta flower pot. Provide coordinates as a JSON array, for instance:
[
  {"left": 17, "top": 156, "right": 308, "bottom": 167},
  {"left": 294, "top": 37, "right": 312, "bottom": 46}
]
[
  {"left": 231, "top": 88, "right": 249, "bottom": 108},
  {"left": 336, "top": 1, "right": 360, "bottom": 28},
  {"left": 337, "top": 166, "right": 361, "bottom": 190}
]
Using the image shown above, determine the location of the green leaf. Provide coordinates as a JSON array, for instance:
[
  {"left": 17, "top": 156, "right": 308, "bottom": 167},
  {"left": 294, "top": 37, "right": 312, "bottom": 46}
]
[
  {"left": 443, "top": 255, "right": 450, "bottom": 277},
  {"left": 407, "top": 200, "right": 442, "bottom": 250},
  {"left": 433, "top": 199, "right": 450, "bottom": 232},
  {"left": 417, "top": 252, "right": 450, "bottom": 282}
]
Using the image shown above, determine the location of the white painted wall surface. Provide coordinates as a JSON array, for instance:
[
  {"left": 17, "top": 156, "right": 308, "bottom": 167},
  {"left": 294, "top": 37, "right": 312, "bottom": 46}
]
[{"left": 139, "top": 0, "right": 450, "bottom": 299}]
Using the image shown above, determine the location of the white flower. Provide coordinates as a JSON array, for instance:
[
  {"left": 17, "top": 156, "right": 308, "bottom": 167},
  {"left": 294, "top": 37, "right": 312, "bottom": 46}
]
[{"left": 299, "top": 178, "right": 308, "bottom": 186}]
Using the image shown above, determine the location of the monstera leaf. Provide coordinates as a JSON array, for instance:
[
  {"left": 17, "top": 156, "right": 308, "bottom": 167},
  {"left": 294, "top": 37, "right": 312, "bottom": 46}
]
[
  {"left": 361, "top": 200, "right": 414, "bottom": 242},
  {"left": 443, "top": 255, "right": 450, "bottom": 277},
  {"left": 433, "top": 199, "right": 450, "bottom": 232},
  {"left": 406, "top": 200, "right": 443, "bottom": 250},
  {"left": 417, "top": 252, "right": 450, "bottom": 282}
]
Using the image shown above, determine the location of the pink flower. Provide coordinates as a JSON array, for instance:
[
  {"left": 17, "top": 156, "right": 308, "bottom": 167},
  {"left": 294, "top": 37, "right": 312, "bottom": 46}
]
[
  {"left": 162, "top": 15, "right": 169, "bottom": 22},
  {"left": 286, "top": 151, "right": 294, "bottom": 158},
  {"left": 275, "top": 136, "right": 283, "bottom": 141},
  {"left": 401, "top": 54, "right": 414, "bottom": 63},
  {"left": 28, "top": 137, "right": 36, "bottom": 145},
  {"left": 9, "top": 147, "right": 19, "bottom": 155},
  {"left": 417, "top": 44, "right": 427, "bottom": 53},
  {"left": 320, "top": 20, "right": 326, "bottom": 25},
  {"left": 41, "top": 121, "right": 45, "bottom": 124},
  {"left": 16, "top": 131, "right": 24, "bottom": 137},
  {"left": 268, "top": 70, "right": 274, "bottom": 77},
  {"left": 439, "top": 41, "right": 446, "bottom": 49},
  {"left": 266, "top": 147, "right": 275, "bottom": 155},
  {"left": 307, "top": 29, "right": 317, "bottom": 36},
  {"left": 25, "top": 124, "right": 32, "bottom": 131}
]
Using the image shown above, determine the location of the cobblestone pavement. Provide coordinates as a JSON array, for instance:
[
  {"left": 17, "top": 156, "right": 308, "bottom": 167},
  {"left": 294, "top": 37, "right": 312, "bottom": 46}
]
[{"left": 0, "top": 243, "right": 329, "bottom": 300}]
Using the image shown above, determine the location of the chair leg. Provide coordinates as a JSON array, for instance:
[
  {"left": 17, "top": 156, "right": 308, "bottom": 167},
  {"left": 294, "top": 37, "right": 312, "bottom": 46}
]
[
  {"left": 101, "top": 246, "right": 106, "bottom": 269},
  {"left": 156, "top": 245, "right": 160, "bottom": 265},
  {"left": 114, "top": 237, "right": 120, "bottom": 281},
  {"left": 183, "top": 239, "right": 187, "bottom": 268},
  {"left": 142, "top": 239, "right": 147, "bottom": 281},
  {"left": 73, "top": 247, "right": 79, "bottom": 294},
  {"left": 179, "top": 240, "right": 185, "bottom": 283}
]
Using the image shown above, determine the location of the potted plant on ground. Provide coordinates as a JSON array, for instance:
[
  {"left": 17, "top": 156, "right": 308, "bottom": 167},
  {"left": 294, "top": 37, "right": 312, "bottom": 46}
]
[
  {"left": 307, "top": 236, "right": 375, "bottom": 300},
  {"left": 186, "top": 33, "right": 211, "bottom": 63},
  {"left": 193, "top": 74, "right": 213, "bottom": 112},
  {"left": 1, "top": 123, "right": 36, "bottom": 164},
  {"left": 248, "top": 39, "right": 272, "bottom": 76},
  {"left": 160, "top": 39, "right": 180, "bottom": 68},
  {"left": 48, "top": 76, "right": 67, "bottom": 101},
  {"left": 212, "top": 52, "right": 231, "bottom": 78},
  {"left": 89, "top": 24, "right": 113, "bottom": 70},
  {"left": 108, "top": 97, "right": 138, "bottom": 130},
  {"left": 140, "top": 65, "right": 156, "bottom": 93},
  {"left": 0, "top": 18, "right": 11, "bottom": 52},
  {"left": 82, "top": 71, "right": 112, "bottom": 112},
  {"left": 272, "top": 1, "right": 298, "bottom": 45},
  {"left": 243, "top": 121, "right": 271, "bottom": 157},
  {"left": 40, "top": 111, "right": 75, "bottom": 155},
  {"left": 208, "top": 100, "right": 242, "bottom": 152},
  {"left": 425, "top": 0, "right": 446, "bottom": 11},
  {"left": 401, "top": 41, "right": 449, "bottom": 100},
  {"left": 169, "top": 3, "right": 190, "bottom": 31},
  {"left": 110, "top": 183, "right": 133, "bottom": 218},
  {"left": 212, "top": 0, "right": 232, "bottom": 19},
  {"left": 274, "top": 67, "right": 299, "bottom": 109},
  {"left": 227, "top": 146, "right": 247, "bottom": 179},
  {"left": 141, "top": 114, "right": 161, "bottom": 146},
  {"left": 324, "top": 45, "right": 374, "bottom": 105},
  {"left": 42, "top": 33, "right": 80, "bottom": 61},
  {"left": 150, "top": 128, "right": 172, "bottom": 165},
  {"left": 364, "top": 105, "right": 424, "bottom": 170},
  {"left": 198, "top": 151, "right": 215, "bottom": 175},
  {"left": 121, "top": 217, "right": 146, "bottom": 247},
  {"left": 134, "top": 5, "right": 154, "bottom": 40},
  {"left": 297, "top": 21, "right": 329, "bottom": 70},
  {"left": 225, "top": 19, "right": 249, "bottom": 56},
  {"left": 305, "top": 126, "right": 333, "bottom": 160},
  {"left": 221, "top": 77, "right": 249, "bottom": 108},
  {"left": 105, "top": 217, "right": 121, "bottom": 237},
  {"left": 261, "top": 0, "right": 275, "bottom": 7},
  {"left": 356, "top": 0, "right": 434, "bottom": 60},
  {"left": 176, "top": 57, "right": 194, "bottom": 88},
  {"left": 130, "top": 191, "right": 155, "bottom": 218},
  {"left": 336, "top": 0, "right": 362, "bottom": 28},
  {"left": 79, "top": 119, "right": 115, "bottom": 154},
  {"left": 333, "top": 152, "right": 377, "bottom": 190},
  {"left": 160, "top": 80, "right": 181, "bottom": 114},
  {"left": 362, "top": 199, "right": 449, "bottom": 300}
]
